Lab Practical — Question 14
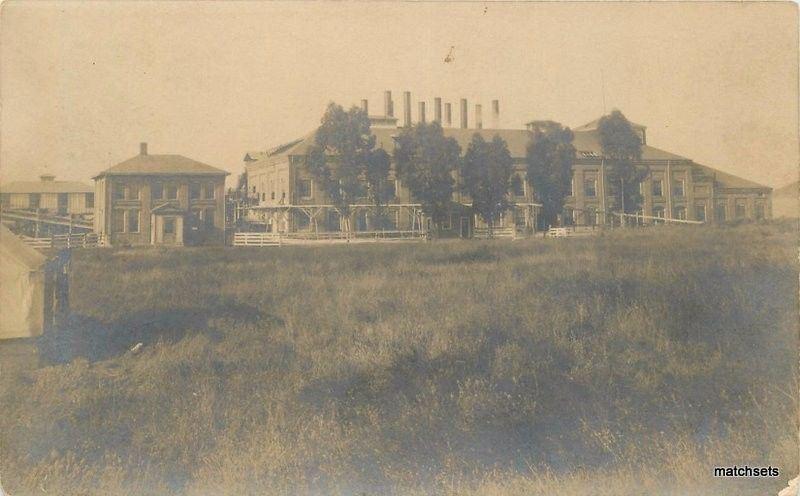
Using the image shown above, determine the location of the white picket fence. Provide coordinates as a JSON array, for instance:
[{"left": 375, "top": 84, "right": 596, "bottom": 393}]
[
  {"left": 21, "top": 233, "right": 105, "bottom": 249},
  {"left": 232, "top": 232, "right": 282, "bottom": 247},
  {"left": 232, "top": 230, "right": 427, "bottom": 247}
]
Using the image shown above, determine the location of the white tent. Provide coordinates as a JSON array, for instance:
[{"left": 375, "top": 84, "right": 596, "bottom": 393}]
[{"left": 0, "top": 224, "right": 55, "bottom": 339}]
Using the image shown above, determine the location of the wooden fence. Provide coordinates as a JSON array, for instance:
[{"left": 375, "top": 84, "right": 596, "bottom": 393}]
[
  {"left": 21, "top": 233, "right": 105, "bottom": 249},
  {"left": 232, "top": 232, "right": 282, "bottom": 247},
  {"left": 473, "top": 227, "right": 516, "bottom": 239},
  {"left": 232, "top": 230, "right": 426, "bottom": 246}
]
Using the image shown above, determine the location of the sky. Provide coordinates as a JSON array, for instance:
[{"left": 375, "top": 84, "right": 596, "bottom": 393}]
[{"left": 1, "top": 1, "right": 797, "bottom": 188}]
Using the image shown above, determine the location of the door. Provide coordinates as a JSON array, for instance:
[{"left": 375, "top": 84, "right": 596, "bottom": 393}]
[{"left": 460, "top": 217, "right": 471, "bottom": 238}]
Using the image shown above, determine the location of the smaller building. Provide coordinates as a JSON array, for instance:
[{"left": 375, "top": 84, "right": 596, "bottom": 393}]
[
  {"left": 0, "top": 224, "right": 58, "bottom": 339},
  {"left": 0, "top": 175, "right": 94, "bottom": 216},
  {"left": 93, "top": 143, "right": 229, "bottom": 246}
]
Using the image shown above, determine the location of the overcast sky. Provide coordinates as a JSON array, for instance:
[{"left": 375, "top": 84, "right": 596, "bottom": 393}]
[{"left": 1, "top": 1, "right": 797, "bottom": 188}]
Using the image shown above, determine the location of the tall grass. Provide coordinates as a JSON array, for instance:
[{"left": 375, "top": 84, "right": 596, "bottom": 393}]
[{"left": 1, "top": 224, "right": 797, "bottom": 495}]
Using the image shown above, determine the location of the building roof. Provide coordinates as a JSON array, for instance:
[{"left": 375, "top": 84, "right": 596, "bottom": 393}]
[
  {"left": 95, "top": 153, "right": 229, "bottom": 179},
  {"left": 0, "top": 179, "right": 93, "bottom": 194},
  {"left": 0, "top": 224, "right": 47, "bottom": 270},
  {"left": 572, "top": 117, "right": 647, "bottom": 132},
  {"left": 250, "top": 115, "right": 768, "bottom": 191}
]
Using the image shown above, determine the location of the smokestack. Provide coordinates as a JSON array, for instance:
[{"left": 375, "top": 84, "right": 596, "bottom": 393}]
[
  {"left": 491, "top": 100, "right": 500, "bottom": 128},
  {"left": 140, "top": 142, "right": 148, "bottom": 155},
  {"left": 418, "top": 101, "right": 426, "bottom": 123},
  {"left": 460, "top": 98, "right": 468, "bottom": 129},
  {"left": 403, "top": 91, "right": 412, "bottom": 127},
  {"left": 384, "top": 91, "right": 393, "bottom": 117},
  {"left": 475, "top": 104, "right": 483, "bottom": 130},
  {"left": 444, "top": 103, "right": 452, "bottom": 127},
  {"left": 434, "top": 98, "right": 442, "bottom": 123},
  {"left": 361, "top": 99, "right": 369, "bottom": 114}
]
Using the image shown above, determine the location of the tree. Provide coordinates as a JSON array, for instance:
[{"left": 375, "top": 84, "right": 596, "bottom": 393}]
[
  {"left": 525, "top": 121, "right": 576, "bottom": 228},
  {"left": 462, "top": 134, "right": 514, "bottom": 232},
  {"left": 394, "top": 121, "right": 462, "bottom": 233},
  {"left": 307, "top": 103, "right": 389, "bottom": 231},
  {"left": 597, "top": 110, "right": 646, "bottom": 226}
]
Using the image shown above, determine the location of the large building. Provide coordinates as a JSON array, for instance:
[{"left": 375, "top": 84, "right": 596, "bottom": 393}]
[
  {"left": 243, "top": 91, "right": 771, "bottom": 235},
  {"left": 93, "top": 143, "right": 229, "bottom": 246},
  {"left": 0, "top": 175, "right": 94, "bottom": 216}
]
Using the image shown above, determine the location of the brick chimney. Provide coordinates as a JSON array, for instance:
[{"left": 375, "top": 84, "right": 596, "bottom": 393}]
[
  {"left": 444, "top": 103, "right": 452, "bottom": 127},
  {"left": 434, "top": 97, "right": 442, "bottom": 123},
  {"left": 361, "top": 99, "right": 369, "bottom": 114},
  {"left": 140, "top": 142, "right": 148, "bottom": 156},
  {"left": 475, "top": 104, "right": 483, "bottom": 130},
  {"left": 418, "top": 101, "right": 426, "bottom": 123},
  {"left": 403, "top": 91, "right": 412, "bottom": 127},
  {"left": 460, "top": 99, "right": 468, "bottom": 129},
  {"left": 384, "top": 90, "right": 393, "bottom": 117},
  {"left": 491, "top": 100, "right": 500, "bottom": 128}
]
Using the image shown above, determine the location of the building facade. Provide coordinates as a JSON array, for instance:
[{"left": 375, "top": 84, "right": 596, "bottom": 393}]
[
  {"left": 93, "top": 143, "right": 229, "bottom": 246},
  {"left": 243, "top": 92, "right": 771, "bottom": 235},
  {"left": 0, "top": 175, "right": 94, "bottom": 216}
]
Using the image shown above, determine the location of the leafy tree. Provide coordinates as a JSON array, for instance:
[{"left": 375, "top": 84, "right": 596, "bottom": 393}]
[
  {"left": 598, "top": 110, "right": 646, "bottom": 225},
  {"left": 365, "top": 148, "right": 391, "bottom": 228},
  {"left": 394, "top": 121, "right": 462, "bottom": 232},
  {"left": 462, "top": 134, "right": 514, "bottom": 232},
  {"left": 307, "top": 103, "right": 389, "bottom": 231},
  {"left": 525, "top": 121, "right": 576, "bottom": 228}
]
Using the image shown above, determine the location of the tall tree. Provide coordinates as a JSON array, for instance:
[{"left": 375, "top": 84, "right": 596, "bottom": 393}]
[
  {"left": 525, "top": 121, "right": 576, "bottom": 228},
  {"left": 307, "top": 103, "right": 389, "bottom": 231},
  {"left": 598, "top": 110, "right": 646, "bottom": 225},
  {"left": 462, "top": 134, "right": 515, "bottom": 232},
  {"left": 394, "top": 121, "right": 462, "bottom": 233}
]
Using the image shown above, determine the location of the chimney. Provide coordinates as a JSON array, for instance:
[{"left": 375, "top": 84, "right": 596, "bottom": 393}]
[
  {"left": 475, "top": 104, "right": 483, "bottom": 129},
  {"left": 361, "top": 99, "right": 369, "bottom": 114},
  {"left": 492, "top": 99, "right": 500, "bottom": 127},
  {"left": 444, "top": 103, "right": 452, "bottom": 127},
  {"left": 434, "top": 97, "right": 442, "bottom": 123},
  {"left": 384, "top": 91, "right": 393, "bottom": 117},
  {"left": 40, "top": 174, "right": 55, "bottom": 182},
  {"left": 140, "top": 142, "right": 148, "bottom": 155},
  {"left": 403, "top": 91, "right": 412, "bottom": 127},
  {"left": 418, "top": 101, "right": 426, "bottom": 123},
  {"left": 460, "top": 98, "right": 468, "bottom": 129}
]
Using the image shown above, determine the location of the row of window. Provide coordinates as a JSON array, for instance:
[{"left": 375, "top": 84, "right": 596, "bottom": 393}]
[
  {"left": 111, "top": 208, "right": 216, "bottom": 233},
  {"left": 565, "top": 201, "right": 766, "bottom": 224},
  {"left": 0, "top": 193, "right": 95, "bottom": 209},
  {"left": 112, "top": 183, "right": 216, "bottom": 201},
  {"left": 571, "top": 178, "right": 688, "bottom": 198}
]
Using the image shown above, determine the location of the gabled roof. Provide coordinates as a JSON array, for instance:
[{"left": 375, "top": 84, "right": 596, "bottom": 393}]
[
  {"left": 0, "top": 180, "right": 92, "bottom": 194},
  {"left": 572, "top": 117, "right": 647, "bottom": 132},
  {"left": 94, "top": 153, "right": 229, "bottom": 179},
  {"left": 0, "top": 224, "right": 47, "bottom": 270},
  {"left": 693, "top": 163, "right": 771, "bottom": 190}
]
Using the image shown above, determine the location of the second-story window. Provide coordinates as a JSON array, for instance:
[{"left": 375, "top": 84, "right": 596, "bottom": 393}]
[
  {"left": 511, "top": 175, "right": 525, "bottom": 197},
  {"left": 166, "top": 185, "right": 178, "bottom": 200},
  {"left": 652, "top": 179, "right": 664, "bottom": 197},
  {"left": 86, "top": 193, "right": 95, "bottom": 208},
  {"left": 190, "top": 183, "right": 201, "bottom": 200},
  {"left": 205, "top": 183, "right": 215, "bottom": 199},
  {"left": 128, "top": 185, "right": 140, "bottom": 200},
  {"left": 113, "top": 184, "right": 125, "bottom": 200},
  {"left": 584, "top": 178, "right": 597, "bottom": 198},
  {"left": 673, "top": 179, "right": 685, "bottom": 197},
  {"left": 384, "top": 179, "right": 397, "bottom": 199},
  {"left": 297, "top": 179, "right": 312, "bottom": 199},
  {"left": 152, "top": 183, "right": 163, "bottom": 200}
]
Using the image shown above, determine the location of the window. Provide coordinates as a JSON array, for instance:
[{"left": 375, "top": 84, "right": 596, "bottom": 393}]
[
  {"left": 695, "top": 204, "right": 706, "bottom": 222},
  {"left": 755, "top": 202, "right": 766, "bottom": 220},
  {"left": 715, "top": 202, "right": 727, "bottom": 222},
  {"left": 570, "top": 177, "right": 575, "bottom": 196},
  {"left": 190, "top": 183, "right": 201, "bottom": 200},
  {"left": 674, "top": 206, "right": 686, "bottom": 220},
  {"left": 673, "top": 179, "right": 685, "bottom": 198},
  {"left": 652, "top": 179, "right": 663, "bottom": 197},
  {"left": 29, "top": 193, "right": 41, "bottom": 209},
  {"left": 252, "top": 186, "right": 256, "bottom": 194},
  {"left": 271, "top": 191, "right": 276, "bottom": 200},
  {"left": 112, "top": 210, "right": 125, "bottom": 232},
  {"left": 511, "top": 175, "right": 525, "bottom": 197},
  {"left": 85, "top": 193, "right": 94, "bottom": 209},
  {"left": 514, "top": 209, "right": 526, "bottom": 227},
  {"left": 166, "top": 185, "right": 178, "bottom": 200},
  {"left": 653, "top": 206, "right": 665, "bottom": 223},
  {"left": 297, "top": 179, "right": 312, "bottom": 199},
  {"left": 355, "top": 211, "right": 368, "bottom": 231},
  {"left": 113, "top": 184, "right": 124, "bottom": 200},
  {"left": 205, "top": 183, "right": 216, "bottom": 199},
  {"left": 0, "top": 194, "right": 9, "bottom": 208},
  {"left": 735, "top": 201, "right": 746, "bottom": 219},
  {"left": 128, "top": 185, "right": 140, "bottom": 200},
  {"left": 152, "top": 183, "right": 163, "bottom": 200},
  {"left": 294, "top": 211, "right": 310, "bottom": 230},
  {"left": 163, "top": 217, "right": 175, "bottom": 234},
  {"left": 261, "top": 193, "right": 265, "bottom": 202},
  {"left": 204, "top": 208, "right": 215, "bottom": 228},
  {"left": 327, "top": 211, "right": 341, "bottom": 231},
  {"left": 584, "top": 178, "right": 597, "bottom": 198},
  {"left": 127, "top": 209, "right": 140, "bottom": 233},
  {"left": 58, "top": 193, "right": 68, "bottom": 208}
]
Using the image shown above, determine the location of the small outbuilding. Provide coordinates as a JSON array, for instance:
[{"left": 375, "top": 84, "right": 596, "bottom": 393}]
[{"left": 0, "top": 224, "right": 59, "bottom": 339}]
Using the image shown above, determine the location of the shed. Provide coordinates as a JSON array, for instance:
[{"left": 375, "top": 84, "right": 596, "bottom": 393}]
[{"left": 0, "top": 224, "right": 57, "bottom": 339}]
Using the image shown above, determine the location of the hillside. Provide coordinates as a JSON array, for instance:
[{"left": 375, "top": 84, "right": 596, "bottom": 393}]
[{"left": 1, "top": 224, "right": 797, "bottom": 495}]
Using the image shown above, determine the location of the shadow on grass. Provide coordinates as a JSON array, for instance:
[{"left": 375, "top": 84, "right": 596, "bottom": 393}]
[{"left": 38, "top": 303, "right": 271, "bottom": 364}]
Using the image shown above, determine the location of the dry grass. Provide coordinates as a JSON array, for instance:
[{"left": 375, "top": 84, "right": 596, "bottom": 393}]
[{"left": 1, "top": 222, "right": 797, "bottom": 495}]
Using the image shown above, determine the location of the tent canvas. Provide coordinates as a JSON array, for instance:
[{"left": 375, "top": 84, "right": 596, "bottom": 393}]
[{"left": 0, "top": 224, "right": 54, "bottom": 339}]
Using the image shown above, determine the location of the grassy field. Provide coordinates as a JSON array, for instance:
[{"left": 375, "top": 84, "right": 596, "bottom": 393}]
[{"left": 1, "top": 224, "right": 797, "bottom": 495}]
